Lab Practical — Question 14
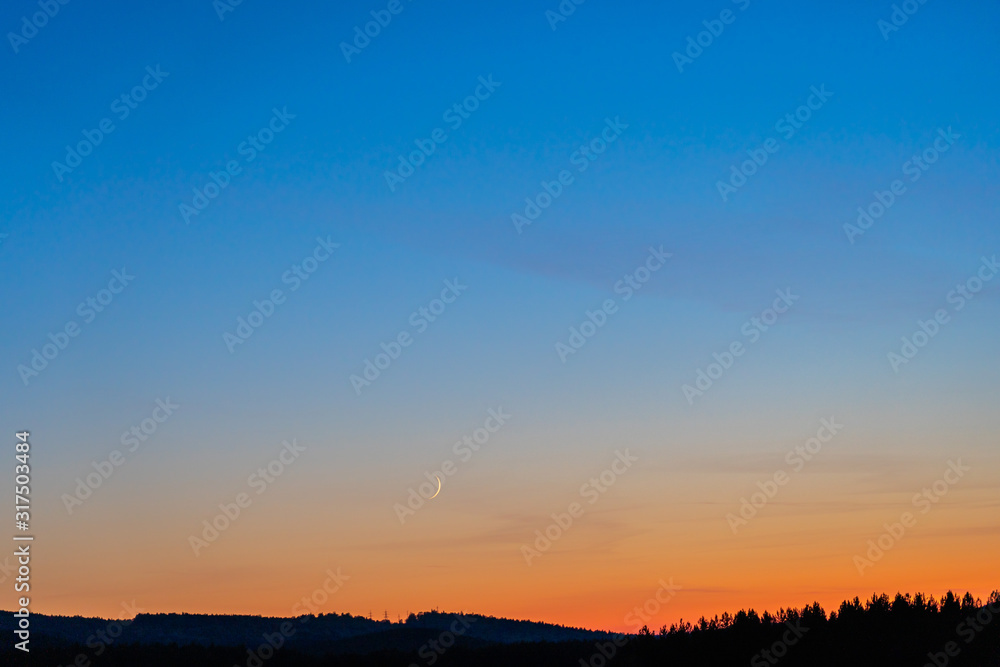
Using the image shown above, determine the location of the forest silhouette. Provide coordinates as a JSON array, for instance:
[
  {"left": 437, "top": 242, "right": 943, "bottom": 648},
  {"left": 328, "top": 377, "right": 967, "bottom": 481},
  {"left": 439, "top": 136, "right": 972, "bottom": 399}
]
[{"left": 3, "top": 589, "right": 999, "bottom": 666}]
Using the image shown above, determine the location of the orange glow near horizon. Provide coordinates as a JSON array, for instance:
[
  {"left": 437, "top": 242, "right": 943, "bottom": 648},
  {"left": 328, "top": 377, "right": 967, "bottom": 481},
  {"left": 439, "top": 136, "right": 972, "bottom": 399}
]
[{"left": 31, "top": 442, "right": 1000, "bottom": 634}]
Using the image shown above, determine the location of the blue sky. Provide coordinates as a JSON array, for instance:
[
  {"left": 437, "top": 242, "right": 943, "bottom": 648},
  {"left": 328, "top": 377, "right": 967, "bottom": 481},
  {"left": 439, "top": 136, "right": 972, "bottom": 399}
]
[{"left": 2, "top": 0, "right": 999, "bottom": 626}]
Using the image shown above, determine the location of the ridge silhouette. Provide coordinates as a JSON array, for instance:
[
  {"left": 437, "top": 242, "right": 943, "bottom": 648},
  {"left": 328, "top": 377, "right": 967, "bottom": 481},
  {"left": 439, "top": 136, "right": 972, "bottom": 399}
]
[{"left": 3, "top": 590, "right": 999, "bottom": 665}]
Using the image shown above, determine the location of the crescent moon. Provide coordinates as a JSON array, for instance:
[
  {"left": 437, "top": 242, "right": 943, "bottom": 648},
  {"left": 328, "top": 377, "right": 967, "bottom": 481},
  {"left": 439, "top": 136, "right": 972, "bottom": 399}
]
[{"left": 429, "top": 475, "right": 442, "bottom": 499}]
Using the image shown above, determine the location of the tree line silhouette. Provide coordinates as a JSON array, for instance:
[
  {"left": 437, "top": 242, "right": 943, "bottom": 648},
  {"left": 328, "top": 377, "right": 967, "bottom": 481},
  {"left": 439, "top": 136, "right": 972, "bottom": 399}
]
[{"left": 3, "top": 590, "right": 998, "bottom": 666}]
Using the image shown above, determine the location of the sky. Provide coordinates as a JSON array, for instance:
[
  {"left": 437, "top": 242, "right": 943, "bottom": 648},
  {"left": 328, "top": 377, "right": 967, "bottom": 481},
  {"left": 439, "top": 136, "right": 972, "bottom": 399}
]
[{"left": 1, "top": 0, "right": 999, "bottom": 633}]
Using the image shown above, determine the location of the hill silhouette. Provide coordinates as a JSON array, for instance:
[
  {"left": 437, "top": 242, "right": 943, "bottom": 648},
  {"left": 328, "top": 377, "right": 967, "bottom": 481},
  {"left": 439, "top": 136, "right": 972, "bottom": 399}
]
[{"left": 3, "top": 590, "right": 998, "bottom": 666}]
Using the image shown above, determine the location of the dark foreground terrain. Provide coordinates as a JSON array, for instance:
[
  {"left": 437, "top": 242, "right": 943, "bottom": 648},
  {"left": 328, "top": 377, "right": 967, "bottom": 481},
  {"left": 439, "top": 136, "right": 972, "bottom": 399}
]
[{"left": 3, "top": 591, "right": 998, "bottom": 666}]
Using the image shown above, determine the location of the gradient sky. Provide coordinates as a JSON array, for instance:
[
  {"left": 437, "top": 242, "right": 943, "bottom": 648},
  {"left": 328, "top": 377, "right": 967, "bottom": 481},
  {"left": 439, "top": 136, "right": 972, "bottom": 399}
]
[{"left": 2, "top": 0, "right": 999, "bottom": 633}]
